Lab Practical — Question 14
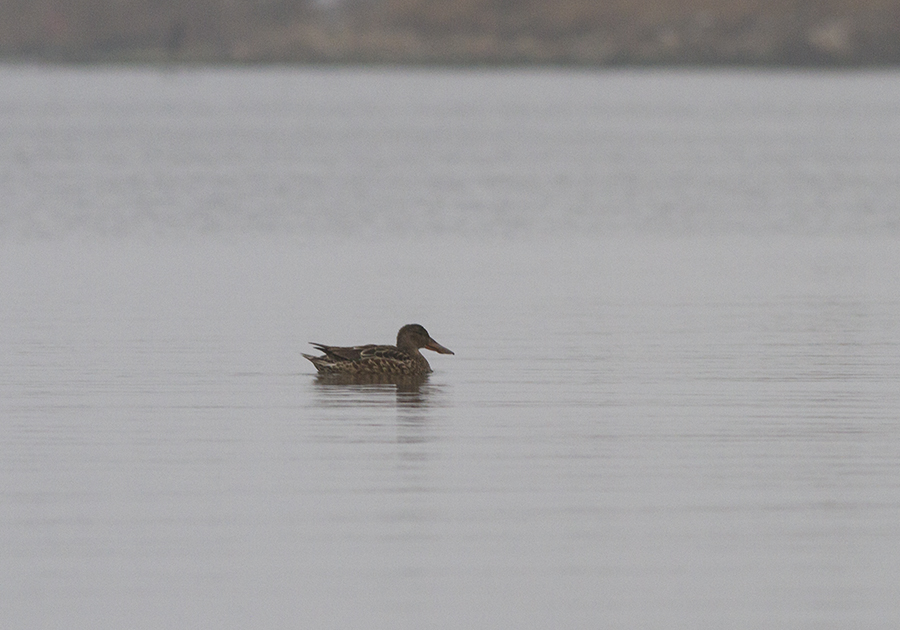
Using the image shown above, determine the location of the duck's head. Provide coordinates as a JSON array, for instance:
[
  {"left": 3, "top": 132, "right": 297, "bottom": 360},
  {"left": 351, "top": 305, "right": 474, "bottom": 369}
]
[{"left": 398, "top": 324, "right": 454, "bottom": 355}]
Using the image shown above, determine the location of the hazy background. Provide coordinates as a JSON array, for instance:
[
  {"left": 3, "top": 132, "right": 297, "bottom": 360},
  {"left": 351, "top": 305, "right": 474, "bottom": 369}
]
[{"left": 3, "top": 0, "right": 900, "bottom": 65}]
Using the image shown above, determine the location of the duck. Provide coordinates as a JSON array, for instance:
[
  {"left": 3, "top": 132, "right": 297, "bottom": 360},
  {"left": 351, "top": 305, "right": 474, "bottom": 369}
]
[{"left": 303, "top": 324, "right": 454, "bottom": 376}]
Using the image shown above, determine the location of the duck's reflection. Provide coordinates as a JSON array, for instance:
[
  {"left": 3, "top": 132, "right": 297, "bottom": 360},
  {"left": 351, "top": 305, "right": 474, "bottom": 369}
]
[
  {"left": 310, "top": 374, "right": 449, "bottom": 449},
  {"left": 311, "top": 373, "right": 441, "bottom": 410}
]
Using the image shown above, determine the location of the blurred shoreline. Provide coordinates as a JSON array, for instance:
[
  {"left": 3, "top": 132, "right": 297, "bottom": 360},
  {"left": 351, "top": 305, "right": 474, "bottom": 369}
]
[{"left": 3, "top": 1, "right": 900, "bottom": 66}]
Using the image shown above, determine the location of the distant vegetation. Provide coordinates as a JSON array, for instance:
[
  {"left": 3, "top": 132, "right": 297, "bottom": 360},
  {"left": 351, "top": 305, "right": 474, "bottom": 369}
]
[{"left": 3, "top": 0, "right": 900, "bottom": 65}]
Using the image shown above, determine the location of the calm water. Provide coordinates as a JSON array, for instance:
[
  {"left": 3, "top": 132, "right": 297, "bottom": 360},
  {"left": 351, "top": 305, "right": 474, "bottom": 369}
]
[{"left": 2, "top": 67, "right": 900, "bottom": 629}]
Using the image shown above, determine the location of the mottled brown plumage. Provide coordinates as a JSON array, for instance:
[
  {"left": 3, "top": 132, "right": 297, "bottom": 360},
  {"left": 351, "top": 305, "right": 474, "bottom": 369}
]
[{"left": 303, "top": 324, "right": 454, "bottom": 376}]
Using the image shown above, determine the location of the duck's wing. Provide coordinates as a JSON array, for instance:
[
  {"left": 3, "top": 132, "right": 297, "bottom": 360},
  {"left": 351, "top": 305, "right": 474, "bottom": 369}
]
[
  {"left": 309, "top": 343, "right": 366, "bottom": 362},
  {"left": 309, "top": 343, "right": 408, "bottom": 363},
  {"left": 359, "top": 345, "right": 411, "bottom": 362}
]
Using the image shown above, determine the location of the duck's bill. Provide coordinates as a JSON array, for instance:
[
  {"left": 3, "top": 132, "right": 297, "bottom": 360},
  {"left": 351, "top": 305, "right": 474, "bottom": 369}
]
[{"left": 425, "top": 339, "right": 454, "bottom": 355}]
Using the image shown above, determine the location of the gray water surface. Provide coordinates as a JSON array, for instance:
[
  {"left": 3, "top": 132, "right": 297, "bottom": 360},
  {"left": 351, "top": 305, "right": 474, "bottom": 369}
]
[{"left": 2, "top": 67, "right": 900, "bottom": 629}]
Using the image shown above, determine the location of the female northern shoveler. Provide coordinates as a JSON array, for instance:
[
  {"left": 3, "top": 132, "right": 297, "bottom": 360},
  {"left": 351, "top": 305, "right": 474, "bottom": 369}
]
[{"left": 303, "top": 324, "right": 454, "bottom": 376}]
